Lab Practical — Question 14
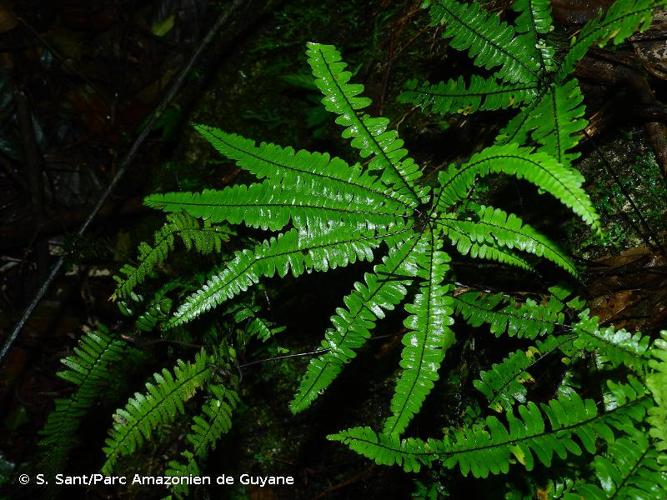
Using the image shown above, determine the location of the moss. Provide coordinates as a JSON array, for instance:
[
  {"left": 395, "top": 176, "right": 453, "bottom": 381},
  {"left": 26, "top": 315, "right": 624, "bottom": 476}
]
[{"left": 565, "top": 128, "right": 666, "bottom": 258}]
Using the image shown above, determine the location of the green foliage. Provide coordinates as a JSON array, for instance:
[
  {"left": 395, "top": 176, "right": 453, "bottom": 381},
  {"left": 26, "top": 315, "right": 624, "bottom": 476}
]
[
  {"left": 305, "top": 43, "right": 428, "bottom": 204},
  {"left": 165, "top": 224, "right": 394, "bottom": 328},
  {"left": 647, "top": 332, "right": 667, "bottom": 460},
  {"left": 38, "top": 328, "right": 133, "bottom": 477},
  {"left": 227, "top": 303, "right": 286, "bottom": 343},
  {"left": 404, "top": 0, "right": 665, "bottom": 171},
  {"left": 330, "top": 379, "right": 651, "bottom": 475},
  {"left": 35, "top": 1, "right": 664, "bottom": 492},
  {"left": 564, "top": 430, "right": 667, "bottom": 499},
  {"left": 473, "top": 347, "right": 535, "bottom": 411},
  {"left": 145, "top": 42, "right": 599, "bottom": 439},
  {"left": 112, "top": 212, "right": 232, "bottom": 300},
  {"left": 428, "top": 0, "right": 541, "bottom": 84},
  {"left": 453, "top": 290, "right": 566, "bottom": 339},
  {"left": 438, "top": 204, "right": 577, "bottom": 275},
  {"left": 384, "top": 242, "right": 455, "bottom": 436},
  {"left": 186, "top": 384, "right": 239, "bottom": 459},
  {"left": 164, "top": 384, "right": 239, "bottom": 498},
  {"left": 433, "top": 143, "right": 600, "bottom": 230},
  {"left": 566, "top": 310, "right": 651, "bottom": 371},
  {"left": 290, "top": 233, "right": 422, "bottom": 412},
  {"left": 101, "top": 350, "right": 213, "bottom": 474},
  {"left": 556, "top": 0, "right": 662, "bottom": 79}
]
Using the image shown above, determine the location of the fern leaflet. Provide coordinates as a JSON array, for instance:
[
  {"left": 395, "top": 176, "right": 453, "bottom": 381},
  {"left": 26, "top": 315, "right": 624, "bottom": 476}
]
[
  {"left": 331, "top": 379, "right": 651, "bottom": 475},
  {"left": 429, "top": 0, "right": 540, "bottom": 84},
  {"left": 385, "top": 236, "right": 455, "bottom": 436},
  {"left": 291, "top": 233, "right": 424, "bottom": 413},
  {"left": 564, "top": 431, "right": 667, "bottom": 499},
  {"left": 101, "top": 351, "right": 212, "bottom": 474},
  {"left": 306, "top": 42, "right": 428, "bottom": 205}
]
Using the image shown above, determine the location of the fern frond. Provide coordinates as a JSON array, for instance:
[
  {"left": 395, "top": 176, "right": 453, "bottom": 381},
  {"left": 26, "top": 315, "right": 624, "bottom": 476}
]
[
  {"left": 165, "top": 451, "right": 200, "bottom": 499},
  {"left": 399, "top": 76, "right": 537, "bottom": 116},
  {"left": 474, "top": 335, "right": 574, "bottom": 411},
  {"left": 330, "top": 380, "right": 651, "bottom": 475},
  {"left": 498, "top": 81, "right": 587, "bottom": 164},
  {"left": 512, "top": 0, "right": 556, "bottom": 72},
  {"left": 453, "top": 291, "right": 565, "bottom": 339},
  {"left": 192, "top": 125, "right": 412, "bottom": 211},
  {"left": 305, "top": 42, "right": 428, "bottom": 205},
  {"left": 474, "top": 349, "right": 533, "bottom": 412},
  {"left": 429, "top": 0, "right": 540, "bottom": 84},
  {"left": 385, "top": 237, "right": 455, "bottom": 436},
  {"left": 437, "top": 205, "right": 577, "bottom": 275},
  {"left": 133, "top": 281, "right": 179, "bottom": 332},
  {"left": 434, "top": 143, "right": 600, "bottom": 230},
  {"left": 438, "top": 218, "right": 535, "bottom": 272},
  {"left": 564, "top": 310, "right": 651, "bottom": 372},
  {"left": 565, "top": 431, "right": 667, "bottom": 499},
  {"left": 167, "top": 225, "right": 406, "bottom": 328},
  {"left": 187, "top": 384, "right": 239, "bottom": 458},
  {"left": 228, "top": 303, "right": 285, "bottom": 342},
  {"left": 101, "top": 351, "right": 212, "bottom": 474},
  {"left": 145, "top": 178, "right": 404, "bottom": 233},
  {"left": 112, "top": 213, "right": 230, "bottom": 300},
  {"left": 646, "top": 331, "right": 667, "bottom": 457},
  {"left": 557, "top": 0, "right": 664, "bottom": 80},
  {"left": 39, "top": 328, "right": 129, "bottom": 475},
  {"left": 291, "top": 232, "right": 425, "bottom": 413}
]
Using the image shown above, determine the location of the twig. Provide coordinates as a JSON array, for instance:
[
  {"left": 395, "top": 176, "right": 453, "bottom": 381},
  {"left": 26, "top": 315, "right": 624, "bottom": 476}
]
[
  {"left": 239, "top": 348, "right": 329, "bottom": 368},
  {"left": 239, "top": 332, "right": 406, "bottom": 369},
  {"left": 0, "top": 0, "right": 247, "bottom": 366}
]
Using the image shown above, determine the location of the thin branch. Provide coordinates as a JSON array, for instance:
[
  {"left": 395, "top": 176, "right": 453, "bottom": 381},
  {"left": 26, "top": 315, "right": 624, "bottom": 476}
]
[
  {"left": 239, "top": 332, "right": 405, "bottom": 369},
  {"left": 0, "top": 0, "right": 248, "bottom": 366}
]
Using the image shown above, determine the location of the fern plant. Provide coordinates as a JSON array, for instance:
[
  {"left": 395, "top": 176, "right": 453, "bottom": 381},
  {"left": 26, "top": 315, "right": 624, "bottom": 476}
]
[
  {"left": 38, "top": 328, "right": 138, "bottom": 479},
  {"left": 144, "top": 41, "right": 600, "bottom": 442},
  {"left": 35, "top": 3, "right": 665, "bottom": 493},
  {"left": 401, "top": 0, "right": 665, "bottom": 167},
  {"left": 37, "top": 206, "right": 283, "bottom": 498}
]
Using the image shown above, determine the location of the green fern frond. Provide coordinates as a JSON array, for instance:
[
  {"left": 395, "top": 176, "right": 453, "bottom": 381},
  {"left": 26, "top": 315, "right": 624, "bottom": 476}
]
[
  {"left": 228, "top": 303, "right": 285, "bottom": 343},
  {"left": 305, "top": 42, "right": 428, "bottom": 205},
  {"left": 145, "top": 178, "right": 405, "bottom": 233},
  {"left": 438, "top": 218, "right": 535, "bottom": 272},
  {"left": 385, "top": 238, "right": 455, "bottom": 436},
  {"left": 498, "top": 80, "right": 587, "bottom": 164},
  {"left": 455, "top": 290, "right": 650, "bottom": 370},
  {"left": 39, "top": 328, "right": 129, "bottom": 475},
  {"left": 557, "top": 0, "right": 664, "bottom": 80},
  {"left": 512, "top": 0, "right": 555, "bottom": 72},
  {"left": 165, "top": 451, "right": 200, "bottom": 499},
  {"left": 453, "top": 291, "right": 565, "bottom": 339},
  {"left": 187, "top": 384, "right": 239, "bottom": 458},
  {"left": 112, "top": 213, "right": 232, "bottom": 300},
  {"left": 166, "top": 225, "right": 406, "bottom": 328},
  {"left": 430, "top": 0, "right": 541, "bottom": 84},
  {"left": 647, "top": 331, "right": 667, "bottom": 457},
  {"left": 434, "top": 143, "right": 600, "bottom": 231},
  {"left": 330, "top": 380, "right": 651, "bottom": 475},
  {"left": 133, "top": 281, "right": 178, "bottom": 332},
  {"left": 399, "top": 76, "right": 537, "bottom": 116},
  {"left": 437, "top": 205, "right": 577, "bottom": 275},
  {"left": 192, "top": 125, "right": 412, "bottom": 211},
  {"left": 291, "top": 232, "right": 425, "bottom": 413},
  {"left": 474, "top": 335, "right": 574, "bottom": 411},
  {"left": 474, "top": 349, "right": 533, "bottom": 412},
  {"left": 101, "top": 351, "right": 212, "bottom": 474},
  {"left": 564, "top": 310, "right": 651, "bottom": 372},
  {"left": 564, "top": 431, "right": 667, "bottom": 499}
]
